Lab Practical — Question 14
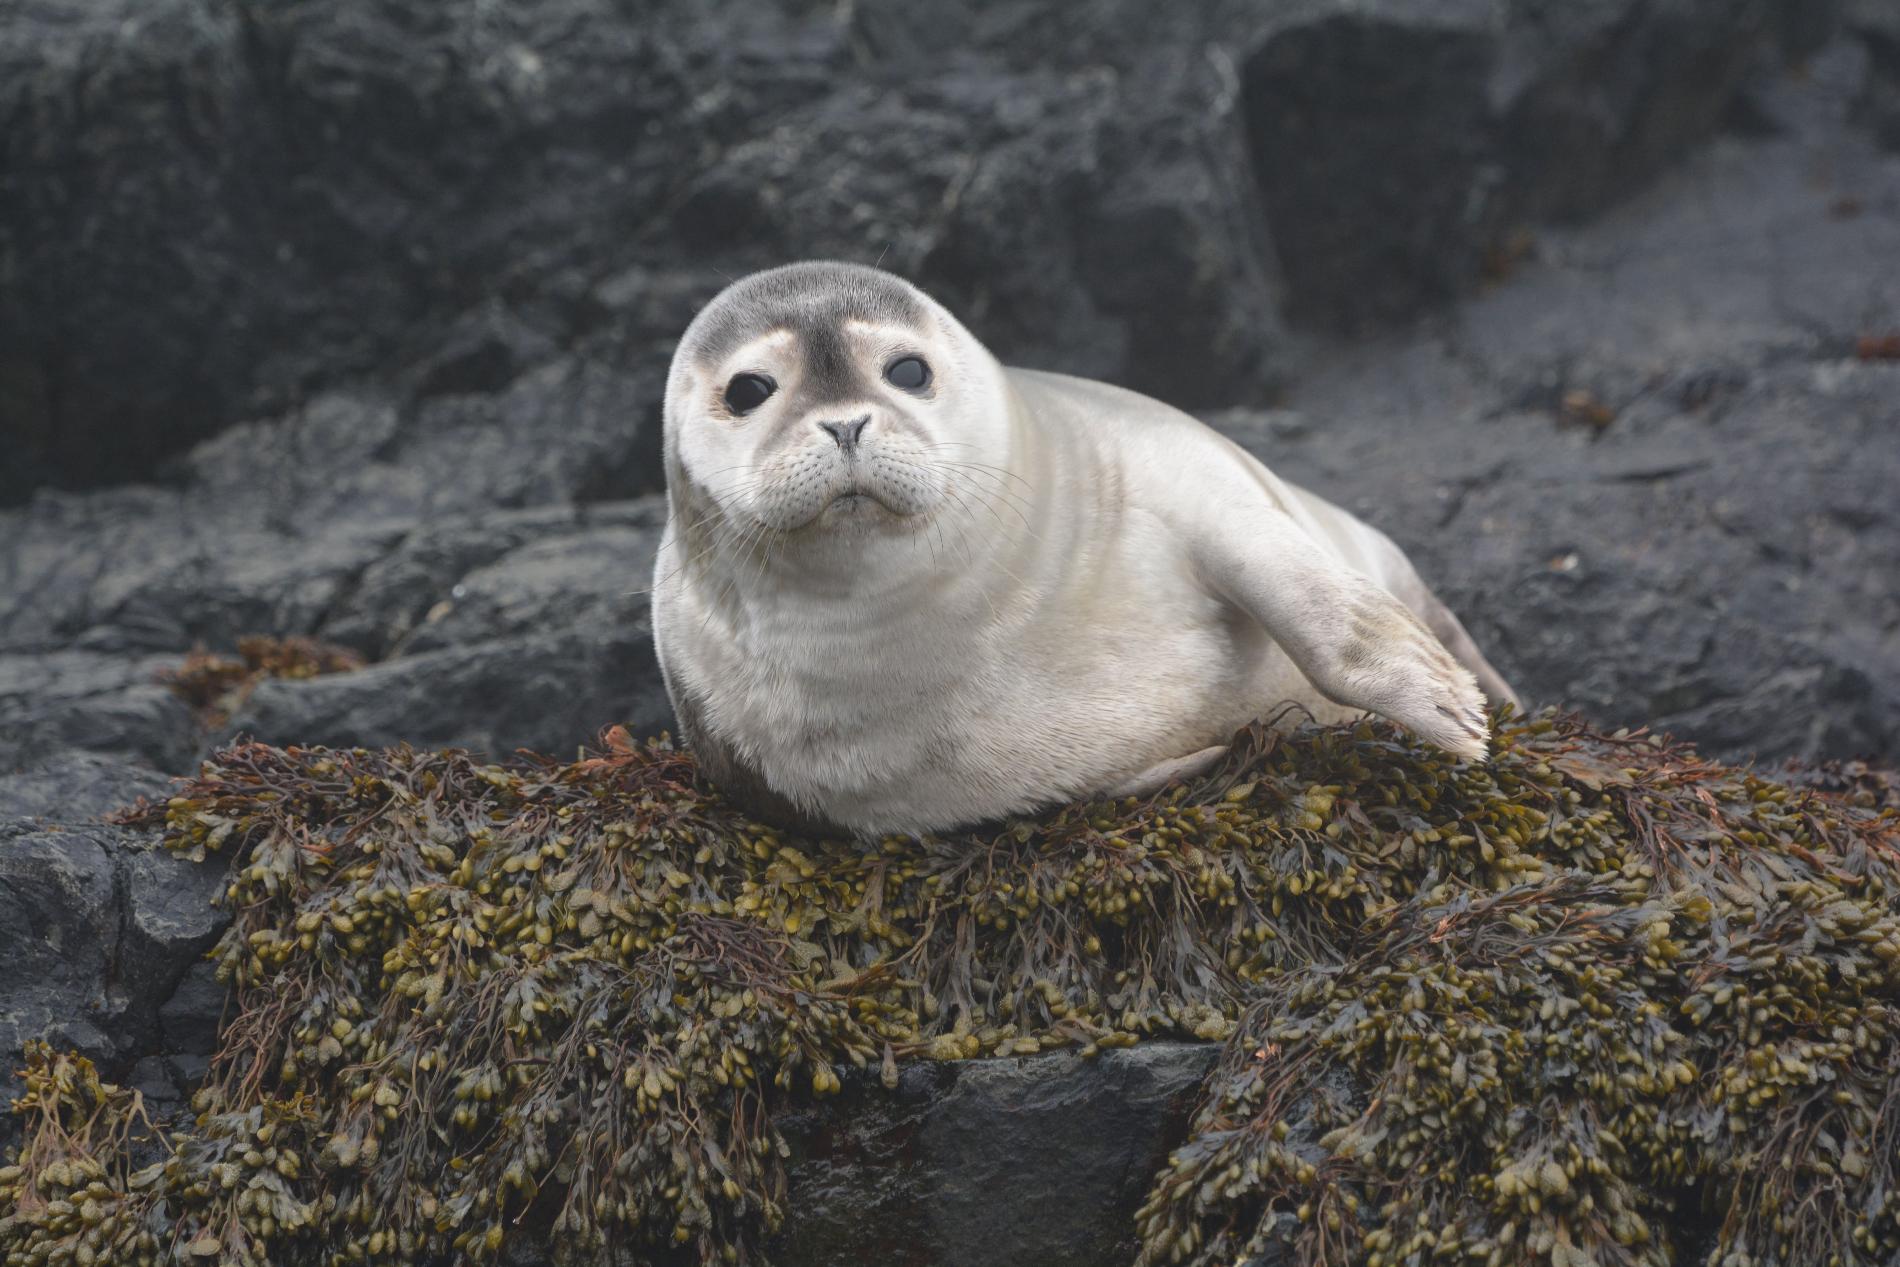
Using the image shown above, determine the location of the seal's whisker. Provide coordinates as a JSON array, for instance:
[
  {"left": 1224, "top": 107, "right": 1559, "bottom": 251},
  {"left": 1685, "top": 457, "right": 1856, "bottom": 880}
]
[
  {"left": 653, "top": 502, "right": 776, "bottom": 593},
  {"left": 936, "top": 465, "right": 1037, "bottom": 539},
  {"left": 931, "top": 459, "right": 1037, "bottom": 507},
  {"left": 698, "top": 514, "right": 776, "bottom": 628},
  {"left": 936, "top": 486, "right": 1001, "bottom": 621},
  {"left": 921, "top": 444, "right": 1035, "bottom": 489},
  {"left": 942, "top": 476, "right": 1012, "bottom": 538}
]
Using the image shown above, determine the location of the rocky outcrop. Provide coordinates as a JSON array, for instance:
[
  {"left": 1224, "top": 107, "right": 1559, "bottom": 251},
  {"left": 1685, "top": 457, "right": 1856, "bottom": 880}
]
[
  {"left": 1241, "top": 0, "right": 1775, "bottom": 327},
  {"left": 775, "top": 1043, "right": 1217, "bottom": 1267},
  {"left": 2, "top": 0, "right": 1817, "bottom": 503},
  {"left": 228, "top": 504, "right": 676, "bottom": 757},
  {"left": 8, "top": 18, "right": 1894, "bottom": 778},
  {"left": 0, "top": 757, "right": 226, "bottom": 1136},
  {"left": 0, "top": 0, "right": 1280, "bottom": 502},
  {"left": 1849, "top": 0, "right": 1900, "bottom": 147}
]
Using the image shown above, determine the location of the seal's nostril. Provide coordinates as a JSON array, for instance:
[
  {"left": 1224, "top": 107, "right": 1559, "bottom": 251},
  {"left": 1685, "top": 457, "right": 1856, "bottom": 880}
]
[{"left": 818, "top": 416, "right": 870, "bottom": 452}]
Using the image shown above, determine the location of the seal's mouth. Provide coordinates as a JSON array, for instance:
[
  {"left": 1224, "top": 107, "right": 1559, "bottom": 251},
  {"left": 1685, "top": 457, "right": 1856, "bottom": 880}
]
[{"left": 825, "top": 486, "right": 891, "bottom": 515}]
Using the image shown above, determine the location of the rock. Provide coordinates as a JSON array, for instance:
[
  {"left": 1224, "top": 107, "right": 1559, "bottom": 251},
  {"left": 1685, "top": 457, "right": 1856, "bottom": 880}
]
[
  {"left": 0, "top": 651, "right": 200, "bottom": 774},
  {"left": 1849, "top": 0, "right": 1900, "bottom": 148},
  {"left": 230, "top": 627, "right": 673, "bottom": 761},
  {"left": 157, "top": 960, "right": 227, "bottom": 1064},
  {"left": 0, "top": 0, "right": 260, "bottom": 502},
  {"left": 0, "top": 825, "right": 120, "bottom": 1080},
  {"left": 1240, "top": 0, "right": 1773, "bottom": 328},
  {"left": 397, "top": 520, "right": 661, "bottom": 656},
  {"left": 120, "top": 840, "right": 229, "bottom": 1010},
  {"left": 0, "top": 0, "right": 1288, "bottom": 503},
  {"left": 0, "top": 818, "right": 226, "bottom": 1136},
  {"left": 227, "top": 507, "right": 676, "bottom": 758},
  {"left": 0, "top": 751, "right": 172, "bottom": 823},
  {"left": 1770, "top": 0, "right": 1845, "bottom": 61},
  {"left": 776, "top": 1043, "right": 1217, "bottom": 1267},
  {"left": 1236, "top": 83, "right": 1900, "bottom": 763},
  {"left": 501, "top": 1042, "right": 1221, "bottom": 1267},
  {"left": 0, "top": 0, "right": 690, "bottom": 503}
]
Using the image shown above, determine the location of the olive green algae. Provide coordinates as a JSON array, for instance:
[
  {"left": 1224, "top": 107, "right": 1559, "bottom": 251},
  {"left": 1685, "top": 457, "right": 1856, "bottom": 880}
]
[{"left": 3, "top": 713, "right": 1897, "bottom": 1267}]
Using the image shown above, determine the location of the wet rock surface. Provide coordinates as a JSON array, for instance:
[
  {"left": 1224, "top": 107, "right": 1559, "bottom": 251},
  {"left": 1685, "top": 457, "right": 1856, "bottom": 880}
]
[
  {"left": 0, "top": 0, "right": 1810, "bottom": 501},
  {"left": 3, "top": 1, "right": 1898, "bottom": 1260},
  {"left": 0, "top": 757, "right": 228, "bottom": 1136},
  {"left": 1241, "top": 0, "right": 1772, "bottom": 327},
  {"left": 496, "top": 1044, "right": 1223, "bottom": 1267},
  {"left": 775, "top": 1043, "right": 1218, "bottom": 1267},
  {"left": 1850, "top": 0, "right": 1900, "bottom": 147}
]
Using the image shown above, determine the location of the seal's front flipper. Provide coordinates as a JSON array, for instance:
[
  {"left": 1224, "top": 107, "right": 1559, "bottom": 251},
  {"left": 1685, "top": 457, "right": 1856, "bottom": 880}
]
[
  {"left": 1106, "top": 745, "right": 1230, "bottom": 798},
  {"left": 1181, "top": 500, "right": 1491, "bottom": 761}
]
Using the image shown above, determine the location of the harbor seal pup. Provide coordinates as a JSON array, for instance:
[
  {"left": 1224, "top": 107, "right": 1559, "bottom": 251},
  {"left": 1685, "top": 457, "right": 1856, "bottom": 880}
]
[{"left": 652, "top": 261, "right": 1519, "bottom": 835}]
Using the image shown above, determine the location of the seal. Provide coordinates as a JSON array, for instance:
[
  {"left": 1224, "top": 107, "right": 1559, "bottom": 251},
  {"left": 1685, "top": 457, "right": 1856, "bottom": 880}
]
[{"left": 652, "top": 261, "right": 1519, "bottom": 835}]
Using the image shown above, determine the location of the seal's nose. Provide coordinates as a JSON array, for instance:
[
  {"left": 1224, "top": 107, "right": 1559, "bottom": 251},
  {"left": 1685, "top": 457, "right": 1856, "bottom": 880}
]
[{"left": 818, "top": 415, "right": 869, "bottom": 453}]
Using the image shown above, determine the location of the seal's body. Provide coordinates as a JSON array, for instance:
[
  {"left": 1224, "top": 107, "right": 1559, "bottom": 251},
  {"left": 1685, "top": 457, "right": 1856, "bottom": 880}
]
[{"left": 653, "top": 262, "right": 1516, "bottom": 835}]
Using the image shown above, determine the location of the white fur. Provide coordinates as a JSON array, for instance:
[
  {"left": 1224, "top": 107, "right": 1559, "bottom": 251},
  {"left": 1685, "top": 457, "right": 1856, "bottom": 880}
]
[{"left": 653, "top": 266, "right": 1512, "bottom": 835}]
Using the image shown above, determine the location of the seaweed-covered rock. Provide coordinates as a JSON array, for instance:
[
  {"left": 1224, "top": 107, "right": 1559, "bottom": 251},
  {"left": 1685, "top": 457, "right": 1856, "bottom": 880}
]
[{"left": 4, "top": 715, "right": 1897, "bottom": 1266}]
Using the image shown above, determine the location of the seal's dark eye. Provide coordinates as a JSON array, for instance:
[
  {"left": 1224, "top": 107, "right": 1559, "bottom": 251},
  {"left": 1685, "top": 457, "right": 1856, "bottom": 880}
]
[
  {"left": 724, "top": 373, "right": 776, "bottom": 415},
  {"left": 884, "top": 356, "right": 931, "bottom": 392}
]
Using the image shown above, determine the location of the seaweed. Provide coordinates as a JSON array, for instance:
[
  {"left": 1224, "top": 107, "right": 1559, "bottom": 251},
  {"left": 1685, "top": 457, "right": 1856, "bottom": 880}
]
[
  {"left": 160, "top": 636, "right": 364, "bottom": 728},
  {"left": 4, "top": 713, "right": 1897, "bottom": 1267}
]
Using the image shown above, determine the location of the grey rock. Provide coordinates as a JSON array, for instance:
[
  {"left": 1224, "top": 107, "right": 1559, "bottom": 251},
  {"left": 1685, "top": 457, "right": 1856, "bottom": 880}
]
[
  {"left": 158, "top": 959, "right": 228, "bottom": 1061},
  {"left": 126, "top": 1054, "right": 180, "bottom": 1107},
  {"left": 0, "top": 651, "right": 199, "bottom": 774},
  {"left": 0, "top": 478, "right": 406, "bottom": 653},
  {"left": 399, "top": 520, "right": 662, "bottom": 655},
  {"left": 0, "top": 751, "right": 171, "bottom": 823},
  {"left": 316, "top": 506, "right": 599, "bottom": 660},
  {"left": 775, "top": 1043, "right": 1217, "bottom": 1267},
  {"left": 120, "top": 841, "right": 229, "bottom": 1008},
  {"left": 1849, "top": 0, "right": 1900, "bottom": 148},
  {"left": 230, "top": 627, "right": 674, "bottom": 762},
  {"left": 1771, "top": 0, "right": 1845, "bottom": 61},
  {"left": 224, "top": 505, "right": 677, "bottom": 758},
  {"left": 0, "top": 812, "right": 229, "bottom": 1137},
  {"left": 1243, "top": 77, "right": 1900, "bottom": 764},
  {"left": 0, "top": 0, "right": 264, "bottom": 501},
  {"left": 1728, "top": 29, "right": 1872, "bottom": 138},
  {"left": 1241, "top": 0, "right": 1773, "bottom": 328},
  {"left": 0, "top": 824, "right": 119, "bottom": 1074}
]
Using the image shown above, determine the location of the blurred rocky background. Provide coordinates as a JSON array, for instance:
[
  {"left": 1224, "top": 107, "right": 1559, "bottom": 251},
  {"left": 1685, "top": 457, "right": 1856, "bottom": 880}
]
[{"left": 3, "top": 0, "right": 1898, "bottom": 1259}]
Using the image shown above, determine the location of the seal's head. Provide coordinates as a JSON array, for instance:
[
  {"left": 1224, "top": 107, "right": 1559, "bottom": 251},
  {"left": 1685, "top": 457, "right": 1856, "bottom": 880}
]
[{"left": 664, "top": 262, "right": 1010, "bottom": 556}]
